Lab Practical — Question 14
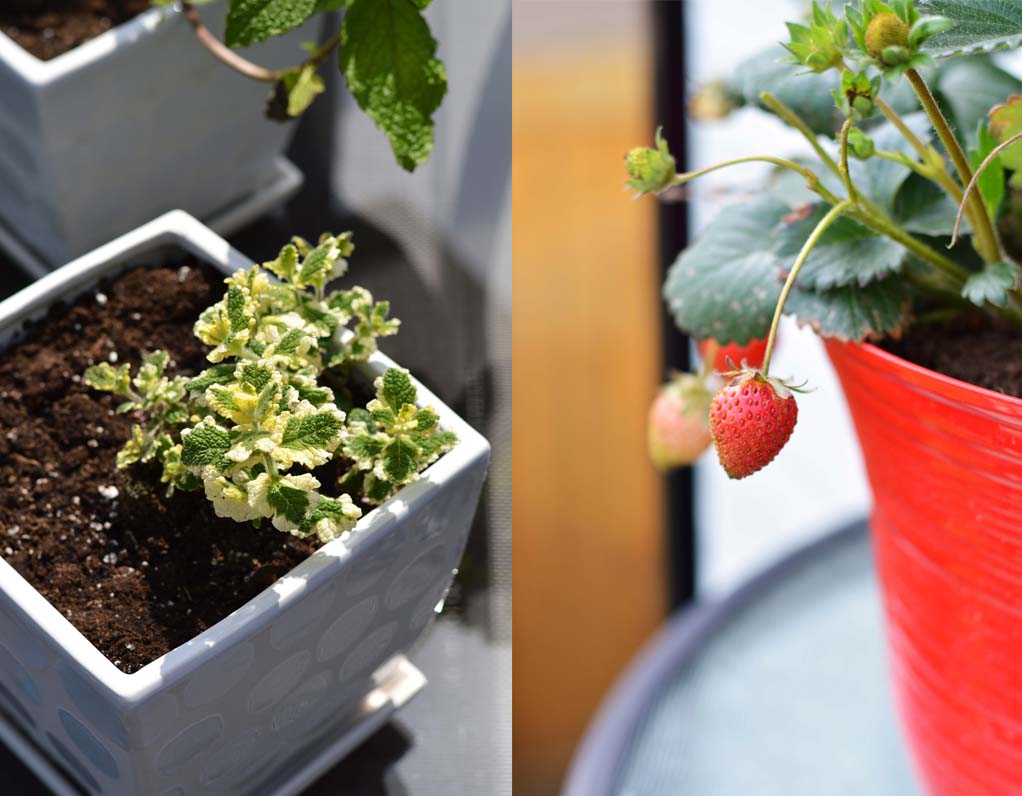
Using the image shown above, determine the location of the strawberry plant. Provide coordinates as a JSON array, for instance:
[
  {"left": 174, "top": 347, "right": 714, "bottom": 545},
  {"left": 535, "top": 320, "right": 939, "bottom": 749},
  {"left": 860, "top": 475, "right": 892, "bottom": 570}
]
[
  {"left": 84, "top": 234, "right": 457, "bottom": 542},
  {"left": 152, "top": 0, "right": 447, "bottom": 170},
  {"left": 629, "top": 0, "right": 1022, "bottom": 478}
]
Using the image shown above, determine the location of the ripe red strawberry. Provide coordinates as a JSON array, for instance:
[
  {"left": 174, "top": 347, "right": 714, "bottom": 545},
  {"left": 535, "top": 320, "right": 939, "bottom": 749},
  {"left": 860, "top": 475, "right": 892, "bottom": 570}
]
[
  {"left": 647, "top": 374, "right": 712, "bottom": 470},
  {"left": 709, "top": 370, "right": 798, "bottom": 479},
  {"left": 698, "top": 337, "right": 769, "bottom": 373}
]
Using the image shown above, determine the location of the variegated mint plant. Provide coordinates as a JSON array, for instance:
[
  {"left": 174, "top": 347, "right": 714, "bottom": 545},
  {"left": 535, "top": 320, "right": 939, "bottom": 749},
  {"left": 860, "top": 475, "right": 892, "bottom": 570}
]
[
  {"left": 631, "top": 0, "right": 1022, "bottom": 478},
  {"left": 85, "top": 234, "right": 457, "bottom": 543}
]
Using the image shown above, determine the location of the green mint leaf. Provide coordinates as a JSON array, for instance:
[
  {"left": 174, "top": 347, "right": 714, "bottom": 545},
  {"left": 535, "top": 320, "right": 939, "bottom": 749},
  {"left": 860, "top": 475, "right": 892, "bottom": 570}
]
[
  {"left": 240, "top": 363, "right": 273, "bottom": 391},
  {"left": 776, "top": 203, "right": 907, "bottom": 290},
  {"left": 340, "top": 0, "right": 448, "bottom": 170},
  {"left": 382, "top": 437, "right": 419, "bottom": 483},
  {"left": 281, "top": 412, "right": 344, "bottom": 450},
  {"left": 785, "top": 277, "right": 910, "bottom": 341},
  {"left": 224, "top": 0, "right": 318, "bottom": 48},
  {"left": 416, "top": 429, "right": 457, "bottom": 460},
  {"left": 348, "top": 433, "right": 385, "bottom": 459},
  {"left": 267, "top": 482, "right": 310, "bottom": 524},
  {"left": 189, "top": 364, "right": 236, "bottom": 393},
  {"left": 961, "top": 261, "right": 1020, "bottom": 307},
  {"left": 663, "top": 195, "right": 787, "bottom": 345},
  {"left": 181, "top": 422, "right": 231, "bottom": 468},
  {"left": 380, "top": 368, "right": 417, "bottom": 411}
]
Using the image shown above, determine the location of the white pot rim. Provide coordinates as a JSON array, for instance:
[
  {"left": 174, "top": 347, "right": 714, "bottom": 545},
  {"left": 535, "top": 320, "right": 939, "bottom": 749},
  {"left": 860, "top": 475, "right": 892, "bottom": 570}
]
[
  {"left": 0, "top": 210, "right": 490, "bottom": 704},
  {"left": 0, "top": 4, "right": 173, "bottom": 85}
]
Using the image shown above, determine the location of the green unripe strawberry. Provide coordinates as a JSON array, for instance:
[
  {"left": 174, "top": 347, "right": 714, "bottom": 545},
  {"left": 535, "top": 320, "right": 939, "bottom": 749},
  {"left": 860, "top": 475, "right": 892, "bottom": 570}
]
[
  {"left": 647, "top": 375, "right": 712, "bottom": 470},
  {"left": 709, "top": 370, "right": 798, "bottom": 479}
]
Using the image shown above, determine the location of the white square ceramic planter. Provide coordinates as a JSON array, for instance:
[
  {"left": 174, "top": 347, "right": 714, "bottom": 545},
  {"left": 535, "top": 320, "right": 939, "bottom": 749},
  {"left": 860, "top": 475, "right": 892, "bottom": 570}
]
[
  {"left": 0, "top": 211, "right": 490, "bottom": 796},
  {"left": 0, "top": 3, "right": 316, "bottom": 269}
]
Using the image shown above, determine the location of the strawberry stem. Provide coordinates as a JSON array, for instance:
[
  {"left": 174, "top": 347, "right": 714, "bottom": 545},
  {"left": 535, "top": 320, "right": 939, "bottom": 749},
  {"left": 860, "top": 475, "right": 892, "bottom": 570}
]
[{"left": 762, "top": 200, "right": 853, "bottom": 374}]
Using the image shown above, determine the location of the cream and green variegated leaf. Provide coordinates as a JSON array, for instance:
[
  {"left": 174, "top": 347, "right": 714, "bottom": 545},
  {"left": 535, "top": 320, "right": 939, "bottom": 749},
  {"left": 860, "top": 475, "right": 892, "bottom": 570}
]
[
  {"left": 340, "top": 368, "right": 458, "bottom": 504},
  {"left": 83, "top": 233, "right": 452, "bottom": 538}
]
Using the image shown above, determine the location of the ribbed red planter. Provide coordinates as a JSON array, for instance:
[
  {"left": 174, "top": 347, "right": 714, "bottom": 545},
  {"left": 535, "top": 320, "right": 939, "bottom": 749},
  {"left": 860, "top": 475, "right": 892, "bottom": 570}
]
[{"left": 826, "top": 339, "right": 1022, "bottom": 795}]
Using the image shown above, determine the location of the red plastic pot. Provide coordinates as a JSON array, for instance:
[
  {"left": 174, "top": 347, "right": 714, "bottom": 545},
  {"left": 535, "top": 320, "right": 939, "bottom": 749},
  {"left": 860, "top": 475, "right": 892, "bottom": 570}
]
[{"left": 827, "top": 339, "right": 1022, "bottom": 795}]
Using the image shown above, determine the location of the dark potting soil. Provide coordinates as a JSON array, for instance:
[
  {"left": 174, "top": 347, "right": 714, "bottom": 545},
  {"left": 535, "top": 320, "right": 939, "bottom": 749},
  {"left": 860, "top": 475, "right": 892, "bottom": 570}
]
[
  {"left": 0, "top": 0, "right": 151, "bottom": 61},
  {"left": 882, "top": 315, "right": 1022, "bottom": 398},
  {"left": 0, "top": 264, "right": 325, "bottom": 673}
]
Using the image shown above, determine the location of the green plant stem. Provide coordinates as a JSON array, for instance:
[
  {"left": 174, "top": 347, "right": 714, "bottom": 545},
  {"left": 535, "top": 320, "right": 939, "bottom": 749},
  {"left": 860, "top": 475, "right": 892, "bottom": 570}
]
[
  {"left": 671, "top": 156, "right": 843, "bottom": 205},
  {"left": 872, "top": 150, "right": 965, "bottom": 203},
  {"left": 763, "top": 201, "right": 852, "bottom": 373},
  {"left": 838, "top": 119, "right": 857, "bottom": 203},
  {"left": 759, "top": 92, "right": 842, "bottom": 180},
  {"left": 905, "top": 67, "right": 1002, "bottom": 264}
]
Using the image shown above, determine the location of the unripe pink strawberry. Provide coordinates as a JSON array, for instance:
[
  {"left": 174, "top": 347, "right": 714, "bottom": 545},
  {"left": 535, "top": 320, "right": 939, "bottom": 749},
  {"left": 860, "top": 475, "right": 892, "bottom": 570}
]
[
  {"left": 709, "top": 370, "right": 798, "bottom": 479},
  {"left": 647, "top": 374, "right": 712, "bottom": 470}
]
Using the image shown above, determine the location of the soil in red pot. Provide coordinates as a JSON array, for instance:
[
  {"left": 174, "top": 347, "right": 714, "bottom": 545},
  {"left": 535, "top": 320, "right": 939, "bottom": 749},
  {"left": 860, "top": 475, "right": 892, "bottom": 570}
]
[
  {"left": 0, "top": 264, "right": 325, "bottom": 673},
  {"left": 0, "top": 0, "right": 152, "bottom": 61},
  {"left": 881, "top": 315, "right": 1022, "bottom": 399}
]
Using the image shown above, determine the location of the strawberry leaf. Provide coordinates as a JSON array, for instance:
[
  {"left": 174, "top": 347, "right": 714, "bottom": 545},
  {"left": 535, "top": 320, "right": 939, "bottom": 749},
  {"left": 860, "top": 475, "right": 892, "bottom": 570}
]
[
  {"left": 786, "top": 278, "right": 911, "bottom": 341},
  {"left": 663, "top": 196, "right": 787, "bottom": 345},
  {"left": 918, "top": 0, "right": 1022, "bottom": 58},
  {"left": 961, "top": 261, "right": 1020, "bottom": 307},
  {"left": 776, "top": 203, "right": 908, "bottom": 290},
  {"left": 893, "top": 172, "right": 970, "bottom": 235}
]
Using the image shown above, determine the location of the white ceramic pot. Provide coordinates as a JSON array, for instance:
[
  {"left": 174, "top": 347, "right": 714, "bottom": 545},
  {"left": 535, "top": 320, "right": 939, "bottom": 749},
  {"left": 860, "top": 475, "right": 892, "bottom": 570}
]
[
  {"left": 0, "top": 3, "right": 316, "bottom": 268},
  {"left": 0, "top": 211, "right": 490, "bottom": 795}
]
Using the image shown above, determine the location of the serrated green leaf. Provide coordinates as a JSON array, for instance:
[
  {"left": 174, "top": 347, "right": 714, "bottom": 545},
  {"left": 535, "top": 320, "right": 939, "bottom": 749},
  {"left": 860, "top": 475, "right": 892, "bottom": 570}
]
[
  {"left": 181, "top": 422, "right": 231, "bottom": 468},
  {"left": 893, "top": 172, "right": 970, "bottom": 235},
  {"left": 918, "top": 0, "right": 1022, "bottom": 58},
  {"left": 348, "top": 434, "right": 386, "bottom": 459},
  {"left": 267, "top": 482, "right": 310, "bottom": 524},
  {"left": 189, "top": 364, "right": 236, "bottom": 393},
  {"left": 298, "top": 239, "right": 341, "bottom": 285},
  {"left": 786, "top": 278, "right": 911, "bottom": 341},
  {"left": 227, "top": 286, "right": 249, "bottom": 333},
  {"left": 417, "top": 429, "right": 457, "bottom": 459},
  {"left": 281, "top": 412, "right": 343, "bottom": 450},
  {"left": 663, "top": 196, "right": 788, "bottom": 344},
  {"left": 776, "top": 203, "right": 907, "bottom": 290},
  {"left": 382, "top": 437, "right": 419, "bottom": 483},
  {"left": 961, "top": 260, "right": 1020, "bottom": 306},
  {"left": 240, "top": 363, "right": 273, "bottom": 390},
  {"left": 380, "top": 368, "right": 417, "bottom": 411},
  {"left": 340, "top": 0, "right": 447, "bottom": 170},
  {"left": 224, "top": 0, "right": 317, "bottom": 48}
]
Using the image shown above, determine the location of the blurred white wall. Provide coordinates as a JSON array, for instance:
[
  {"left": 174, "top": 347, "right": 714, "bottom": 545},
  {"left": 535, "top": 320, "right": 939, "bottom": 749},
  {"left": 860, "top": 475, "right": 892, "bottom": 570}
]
[{"left": 685, "top": 0, "right": 871, "bottom": 595}]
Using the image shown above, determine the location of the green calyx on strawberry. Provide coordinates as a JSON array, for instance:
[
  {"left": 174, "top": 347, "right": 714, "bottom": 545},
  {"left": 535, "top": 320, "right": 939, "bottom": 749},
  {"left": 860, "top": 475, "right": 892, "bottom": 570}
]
[
  {"left": 647, "top": 373, "right": 713, "bottom": 471},
  {"left": 709, "top": 368, "right": 801, "bottom": 479}
]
